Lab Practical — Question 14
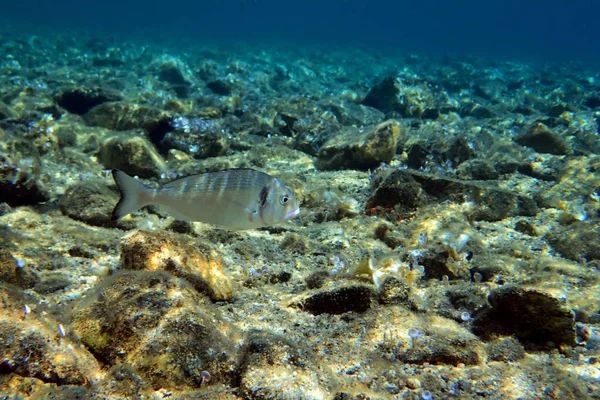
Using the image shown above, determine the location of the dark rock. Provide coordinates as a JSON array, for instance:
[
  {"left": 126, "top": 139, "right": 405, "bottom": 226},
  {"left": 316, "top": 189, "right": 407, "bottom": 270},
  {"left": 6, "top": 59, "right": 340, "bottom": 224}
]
[
  {"left": 268, "top": 270, "right": 292, "bottom": 284},
  {"left": 296, "top": 285, "right": 373, "bottom": 315},
  {"left": 206, "top": 80, "right": 231, "bottom": 96},
  {"left": 446, "top": 137, "right": 475, "bottom": 166},
  {"left": 368, "top": 169, "right": 538, "bottom": 221},
  {"left": 238, "top": 330, "right": 335, "bottom": 398},
  {"left": 98, "top": 134, "right": 166, "bottom": 178},
  {"left": 420, "top": 250, "right": 456, "bottom": 280},
  {"left": 515, "top": 123, "right": 569, "bottom": 155},
  {"left": 485, "top": 337, "right": 525, "bottom": 362},
  {"left": 58, "top": 180, "right": 119, "bottom": 227},
  {"left": 0, "top": 153, "right": 49, "bottom": 207},
  {"left": 362, "top": 76, "right": 403, "bottom": 114},
  {"left": 56, "top": 88, "right": 122, "bottom": 115},
  {"left": 546, "top": 222, "right": 600, "bottom": 261},
  {"left": 83, "top": 102, "right": 173, "bottom": 142},
  {"left": 33, "top": 276, "right": 71, "bottom": 294},
  {"left": 323, "top": 101, "right": 385, "bottom": 126},
  {"left": 0, "top": 102, "right": 18, "bottom": 120},
  {"left": 513, "top": 105, "right": 536, "bottom": 115},
  {"left": 157, "top": 62, "right": 190, "bottom": 86},
  {"left": 0, "top": 248, "right": 39, "bottom": 289},
  {"left": 72, "top": 271, "right": 239, "bottom": 390},
  {"left": 456, "top": 159, "right": 500, "bottom": 180},
  {"left": 305, "top": 270, "right": 330, "bottom": 289},
  {"left": 377, "top": 276, "right": 411, "bottom": 305},
  {"left": 406, "top": 142, "right": 431, "bottom": 170},
  {"left": 160, "top": 118, "right": 229, "bottom": 159},
  {"left": 316, "top": 120, "right": 400, "bottom": 171},
  {"left": 514, "top": 220, "right": 537, "bottom": 236},
  {"left": 477, "top": 286, "right": 576, "bottom": 347},
  {"left": 585, "top": 96, "right": 600, "bottom": 109},
  {"left": 547, "top": 103, "right": 575, "bottom": 117},
  {"left": 367, "top": 168, "right": 427, "bottom": 213}
]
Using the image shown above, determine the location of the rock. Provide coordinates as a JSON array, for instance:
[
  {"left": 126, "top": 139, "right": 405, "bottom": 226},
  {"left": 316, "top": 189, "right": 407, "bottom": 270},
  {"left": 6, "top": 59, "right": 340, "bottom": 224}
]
[
  {"left": 397, "top": 317, "right": 487, "bottom": 366},
  {"left": 238, "top": 330, "right": 335, "bottom": 399},
  {"left": 156, "top": 59, "right": 193, "bottom": 98},
  {"left": 456, "top": 159, "right": 500, "bottom": 180},
  {"left": 71, "top": 271, "right": 239, "bottom": 390},
  {"left": 83, "top": 102, "right": 173, "bottom": 142},
  {"left": 294, "top": 284, "right": 373, "bottom": 315},
  {"left": 514, "top": 219, "right": 538, "bottom": 236},
  {"left": 98, "top": 134, "right": 167, "bottom": 178},
  {"left": 58, "top": 180, "right": 120, "bottom": 228},
  {"left": 316, "top": 120, "right": 401, "bottom": 170},
  {"left": 55, "top": 87, "right": 122, "bottom": 115},
  {"left": 377, "top": 276, "right": 412, "bottom": 305},
  {"left": 368, "top": 169, "right": 538, "bottom": 221},
  {"left": 305, "top": 270, "right": 330, "bottom": 290},
  {"left": 323, "top": 101, "right": 385, "bottom": 126},
  {"left": 0, "top": 101, "right": 18, "bottom": 120},
  {"left": 120, "top": 230, "right": 234, "bottom": 301},
  {"left": 585, "top": 96, "right": 600, "bottom": 109},
  {"left": 362, "top": 76, "right": 403, "bottom": 114},
  {"left": 206, "top": 80, "right": 232, "bottom": 96},
  {"left": 160, "top": 118, "right": 230, "bottom": 159},
  {"left": 405, "top": 137, "right": 475, "bottom": 171},
  {"left": 0, "top": 248, "right": 39, "bottom": 289},
  {"left": 482, "top": 286, "right": 576, "bottom": 346},
  {"left": 546, "top": 222, "right": 600, "bottom": 261},
  {"left": 0, "top": 287, "right": 100, "bottom": 385},
  {"left": 515, "top": 123, "right": 569, "bottom": 155},
  {"left": 0, "top": 153, "right": 49, "bottom": 206},
  {"left": 485, "top": 337, "right": 525, "bottom": 362}
]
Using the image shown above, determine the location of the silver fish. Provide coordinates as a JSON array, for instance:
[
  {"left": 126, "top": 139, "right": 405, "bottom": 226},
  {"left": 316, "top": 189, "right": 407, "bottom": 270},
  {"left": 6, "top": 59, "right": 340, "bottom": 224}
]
[{"left": 111, "top": 169, "right": 300, "bottom": 230}]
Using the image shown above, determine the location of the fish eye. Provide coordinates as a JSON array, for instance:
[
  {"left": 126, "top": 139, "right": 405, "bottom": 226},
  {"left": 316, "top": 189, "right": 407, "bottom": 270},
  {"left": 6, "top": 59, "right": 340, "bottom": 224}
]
[{"left": 280, "top": 195, "right": 289, "bottom": 205}]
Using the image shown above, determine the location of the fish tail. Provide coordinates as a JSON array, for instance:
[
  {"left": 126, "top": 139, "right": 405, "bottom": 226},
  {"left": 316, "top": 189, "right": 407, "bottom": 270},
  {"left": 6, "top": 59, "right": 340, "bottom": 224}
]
[{"left": 111, "top": 169, "right": 150, "bottom": 220}]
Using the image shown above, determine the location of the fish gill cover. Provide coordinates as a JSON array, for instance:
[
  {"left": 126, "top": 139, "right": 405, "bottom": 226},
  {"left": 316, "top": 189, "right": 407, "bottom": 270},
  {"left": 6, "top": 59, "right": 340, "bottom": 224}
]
[{"left": 0, "top": 0, "right": 599, "bottom": 399}]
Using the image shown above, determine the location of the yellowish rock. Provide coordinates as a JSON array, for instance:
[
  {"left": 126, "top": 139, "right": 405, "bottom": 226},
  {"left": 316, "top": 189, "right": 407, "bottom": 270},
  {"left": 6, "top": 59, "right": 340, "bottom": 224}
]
[{"left": 120, "top": 230, "right": 234, "bottom": 301}]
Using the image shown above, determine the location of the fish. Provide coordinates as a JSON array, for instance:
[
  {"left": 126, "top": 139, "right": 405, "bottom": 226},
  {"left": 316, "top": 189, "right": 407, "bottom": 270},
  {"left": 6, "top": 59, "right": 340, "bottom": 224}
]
[{"left": 111, "top": 168, "right": 300, "bottom": 230}]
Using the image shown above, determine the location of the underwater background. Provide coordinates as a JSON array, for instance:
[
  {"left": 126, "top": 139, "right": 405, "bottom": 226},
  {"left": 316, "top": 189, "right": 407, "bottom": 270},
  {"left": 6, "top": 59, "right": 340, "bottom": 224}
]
[{"left": 1, "top": 0, "right": 600, "bottom": 399}]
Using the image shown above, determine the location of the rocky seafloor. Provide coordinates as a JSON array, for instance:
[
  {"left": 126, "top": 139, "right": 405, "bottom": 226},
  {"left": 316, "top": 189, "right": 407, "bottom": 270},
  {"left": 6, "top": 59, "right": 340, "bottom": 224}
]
[{"left": 0, "top": 32, "right": 599, "bottom": 399}]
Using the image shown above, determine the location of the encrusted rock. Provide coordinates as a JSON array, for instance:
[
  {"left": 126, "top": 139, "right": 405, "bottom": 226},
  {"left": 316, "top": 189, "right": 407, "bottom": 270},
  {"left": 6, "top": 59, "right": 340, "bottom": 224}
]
[
  {"left": 377, "top": 276, "right": 412, "bottom": 305},
  {"left": 59, "top": 180, "right": 120, "bottom": 228},
  {"left": 480, "top": 286, "right": 576, "bottom": 346},
  {"left": 71, "top": 271, "right": 240, "bottom": 390},
  {"left": 294, "top": 284, "right": 373, "bottom": 315},
  {"left": 0, "top": 287, "right": 100, "bottom": 385},
  {"left": 84, "top": 102, "right": 173, "bottom": 140},
  {"left": 397, "top": 316, "right": 487, "bottom": 366},
  {"left": 546, "top": 222, "right": 600, "bottom": 261},
  {"left": 515, "top": 122, "right": 569, "bottom": 155},
  {"left": 0, "top": 248, "right": 39, "bottom": 289},
  {"left": 316, "top": 120, "right": 401, "bottom": 170},
  {"left": 120, "top": 230, "right": 234, "bottom": 301},
  {"left": 238, "top": 330, "right": 336, "bottom": 399},
  {"left": 56, "top": 87, "right": 122, "bottom": 115},
  {"left": 0, "top": 152, "right": 49, "bottom": 206},
  {"left": 368, "top": 169, "right": 538, "bottom": 221},
  {"left": 98, "top": 134, "right": 167, "bottom": 178}
]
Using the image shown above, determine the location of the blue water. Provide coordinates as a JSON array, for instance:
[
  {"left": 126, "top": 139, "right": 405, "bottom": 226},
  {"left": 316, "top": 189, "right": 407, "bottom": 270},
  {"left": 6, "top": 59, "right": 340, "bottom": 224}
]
[{"left": 2, "top": 0, "right": 599, "bottom": 62}]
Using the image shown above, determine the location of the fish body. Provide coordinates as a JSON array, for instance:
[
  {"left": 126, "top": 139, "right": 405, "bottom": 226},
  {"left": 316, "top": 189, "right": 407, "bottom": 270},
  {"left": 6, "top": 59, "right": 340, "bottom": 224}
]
[{"left": 111, "top": 169, "right": 300, "bottom": 230}]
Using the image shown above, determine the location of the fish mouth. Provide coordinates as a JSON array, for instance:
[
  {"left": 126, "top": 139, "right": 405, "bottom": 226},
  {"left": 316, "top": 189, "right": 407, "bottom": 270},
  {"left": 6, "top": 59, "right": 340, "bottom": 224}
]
[{"left": 285, "top": 208, "right": 300, "bottom": 220}]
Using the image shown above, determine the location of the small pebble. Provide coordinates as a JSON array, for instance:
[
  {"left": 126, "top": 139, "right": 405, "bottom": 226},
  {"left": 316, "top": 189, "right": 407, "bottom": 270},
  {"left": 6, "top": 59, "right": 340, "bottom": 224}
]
[{"left": 406, "top": 377, "right": 421, "bottom": 390}]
